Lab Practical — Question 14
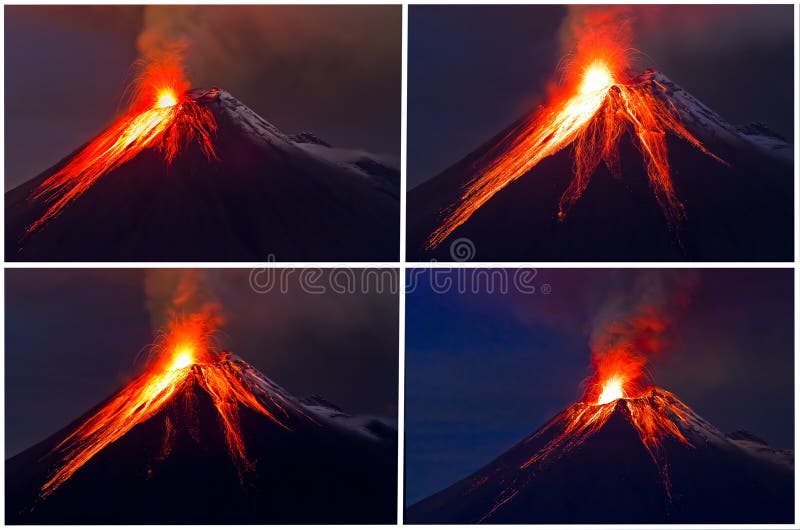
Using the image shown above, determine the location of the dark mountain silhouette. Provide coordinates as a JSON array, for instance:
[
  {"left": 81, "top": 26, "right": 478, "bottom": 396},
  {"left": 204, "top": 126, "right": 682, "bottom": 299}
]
[
  {"left": 406, "top": 389, "right": 793, "bottom": 524},
  {"left": 6, "top": 88, "right": 399, "bottom": 262}
]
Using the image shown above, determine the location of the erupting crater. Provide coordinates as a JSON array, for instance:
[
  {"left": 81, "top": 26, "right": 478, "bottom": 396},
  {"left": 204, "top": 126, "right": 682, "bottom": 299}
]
[
  {"left": 595, "top": 374, "right": 627, "bottom": 405},
  {"left": 26, "top": 59, "right": 218, "bottom": 235},
  {"left": 37, "top": 312, "right": 312, "bottom": 500},
  {"left": 425, "top": 55, "right": 726, "bottom": 250}
]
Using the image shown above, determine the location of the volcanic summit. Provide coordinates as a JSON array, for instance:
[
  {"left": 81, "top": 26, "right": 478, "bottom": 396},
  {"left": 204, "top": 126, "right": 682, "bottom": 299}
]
[
  {"left": 408, "top": 65, "right": 792, "bottom": 262},
  {"left": 6, "top": 67, "right": 399, "bottom": 261},
  {"left": 5, "top": 317, "right": 397, "bottom": 524},
  {"left": 406, "top": 387, "right": 793, "bottom": 524}
]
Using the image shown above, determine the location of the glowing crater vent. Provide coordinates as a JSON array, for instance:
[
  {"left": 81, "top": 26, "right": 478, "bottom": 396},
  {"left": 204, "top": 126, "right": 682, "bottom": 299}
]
[
  {"left": 169, "top": 347, "right": 194, "bottom": 371},
  {"left": 156, "top": 89, "right": 178, "bottom": 109},
  {"left": 579, "top": 61, "right": 614, "bottom": 94},
  {"left": 596, "top": 374, "right": 627, "bottom": 405}
]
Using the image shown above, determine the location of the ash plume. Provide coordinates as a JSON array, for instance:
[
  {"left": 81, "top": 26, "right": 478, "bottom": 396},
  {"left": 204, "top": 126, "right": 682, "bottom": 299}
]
[
  {"left": 144, "top": 269, "right": 225, "bottom": 333},
  {"left": 134, "top": 5, "right": 401, "bottom": 153},
  {"left": 559, "top": 5, "right": 791, "bottom": 70},
  {"left": 586, "top": 271, "right": 698, "bottom": 393},
  {"left": 558, "top": 5, "right": 636, "bottom": 77}
]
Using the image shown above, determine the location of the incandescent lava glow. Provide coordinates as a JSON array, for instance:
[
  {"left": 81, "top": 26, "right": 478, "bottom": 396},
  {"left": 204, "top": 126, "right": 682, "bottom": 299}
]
[
  {"left": 486, "top": 301, "right": 695, "bottom": 521},
  {"left": 425, "top": 39, "right": 727, "bottom": 250},
  {"left": 579, "top": 61, "right": 615, "bottom": 94},
  {"left": 595, "top": 374, "right": 627, "bottom": 405},
  {"left": 169, "top": 347, "right": 194, "bottom": 371},
  {"left": 26, "top": 56, "right": 218, "bottom": 235},
  {"left": 37, "top": 310, "right": 301, "bottom": 500},
  {"left": 475, "top": 283, "right": 701, "bottom": 522},
  {"left": 156, "top": 89, "right": 178, "bottom": 109},
  {"left": 493, "top": 386, "right": 695, "bottom": 524}
]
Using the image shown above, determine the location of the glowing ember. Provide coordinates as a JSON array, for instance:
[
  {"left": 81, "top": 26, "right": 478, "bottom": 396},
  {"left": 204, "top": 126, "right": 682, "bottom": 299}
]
[
  {"left": 579, "top": 61, "right": 615, "bottom": 94},
  {"left": 596, "top": 374, "right": 627, "bottom": 405},
  {"left": 26, "top": 57, "right": 217, "bottom": 235},
  {"left": 519, "top": 388, "right": 693, "bottom": 477},
  {"left": 169, "top": 347, "right": 194, "bottom": 371},
  {"left": 156, "top": 89, "right": 178, "bottom": 109},
  {"left": 38, "top": 311, "right": 302, "bottom": 500},
  {"left": 425, "top": 46, "right": 726, "bottom": 250}
]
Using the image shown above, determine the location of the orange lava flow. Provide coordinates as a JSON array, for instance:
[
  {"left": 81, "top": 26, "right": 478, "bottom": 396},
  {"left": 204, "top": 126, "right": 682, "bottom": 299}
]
[
  {"left": 26, "top": 59, "right": 217, "bottom": 234},
  {"left": 38, "top": 313, "right": 295, "bottom": 500},
  {"left": 520, "top": 388, "right": 693, "bottom": 483},
  {"left": 517, "top": 301, "right": 692, "bottom": 493},
  {"left": 425, "top": 57, "right": 725, "bottom": 249},
  {"left": 478, "top": 385, "right": 695, "bottom": 523}
]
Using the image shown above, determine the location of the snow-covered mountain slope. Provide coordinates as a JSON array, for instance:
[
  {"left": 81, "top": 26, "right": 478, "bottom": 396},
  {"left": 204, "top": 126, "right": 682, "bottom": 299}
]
[
  {"left": 640, "top": 71, "right": 792, "bottom": 161},
  {"left": 205, "top": 89, "right": 400, "bottom": 195},
  {"left": 290, "top": 132, "right": 400, "bottom": 199},
  {"left": 233, "top": 355, "right": 396, "bottom": 441},
  {"left": 300, "top": 395, "right": 397, "bottom": 442}
]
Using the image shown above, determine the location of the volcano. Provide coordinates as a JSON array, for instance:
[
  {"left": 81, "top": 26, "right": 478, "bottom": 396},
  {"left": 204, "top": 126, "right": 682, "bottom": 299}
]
[
  {"left": 407, "top": 69, "right": 792, "bottom": 261},
  {"left": 405, "top": 388, "right": 793, "bottom": 524},
  {"left": 6, "top": 87, "right": 399, "bottom": 262},
  {"left": 6, "top": 345, "right": 397, "bottom": 524}
]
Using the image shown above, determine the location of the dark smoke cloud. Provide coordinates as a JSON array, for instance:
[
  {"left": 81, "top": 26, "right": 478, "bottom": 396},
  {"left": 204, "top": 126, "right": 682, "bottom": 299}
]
[
  {"left": 584, "top": 271, "right": 698, "bottom": 396},
  {"left": 136, "top": 5, "right": 401, "bottom": 160},
  {"left": 144, "top": 269, "right": 224, "bottom": 331},
  {"left": 560, "top": 5, "right": 792, "bottom": 66},
  {"left": 589, "top": 270, "right": 698, "bottom": 356}
]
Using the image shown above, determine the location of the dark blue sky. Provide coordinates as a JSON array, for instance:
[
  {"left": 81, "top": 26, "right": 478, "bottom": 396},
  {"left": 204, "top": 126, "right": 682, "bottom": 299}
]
[
  {"left": 408, "top": 5, "right": 794, "bottom": 188},
  {"left": 405, "top": 269, "right": 794, "bottom": 505}
]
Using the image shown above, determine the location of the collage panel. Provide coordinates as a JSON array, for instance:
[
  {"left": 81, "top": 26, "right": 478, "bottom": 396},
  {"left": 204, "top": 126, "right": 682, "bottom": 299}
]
[
  {"left": 5, "top": 268, "right": 399, "bottom": 523},
  {"left": 407, "top": 5, "right": 793, "bottom": 262},
  {"left": 5, "top": 5, "right": 401, "bottom": 262},
  {"left": 404, "top": 268, "right": 794, "bottom": 523}
]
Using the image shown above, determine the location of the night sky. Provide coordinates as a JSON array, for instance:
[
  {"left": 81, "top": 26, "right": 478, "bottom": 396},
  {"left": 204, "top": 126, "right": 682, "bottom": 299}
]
[
  {"left": 5, "top": 5, "right": 401, "bottom": 189},
  {"left": 5, "top": 269, "right": 399, "bottom": 458},
  {"left": 405, "top": 269, "right": 794, "bottom": 505},
  {"left": 408, "top": 4, "right": 795, "bottom": 188}
]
